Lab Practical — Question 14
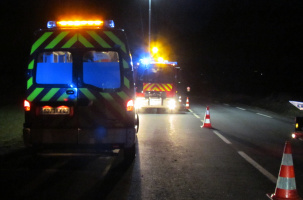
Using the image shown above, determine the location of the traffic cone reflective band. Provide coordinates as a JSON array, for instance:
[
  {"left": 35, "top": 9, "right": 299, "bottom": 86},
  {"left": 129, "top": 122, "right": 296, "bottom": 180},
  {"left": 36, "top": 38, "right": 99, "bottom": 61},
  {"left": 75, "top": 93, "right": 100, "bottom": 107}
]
[
  {"left": 202, "top": 106, "right": 212, "bottom": 128},
  {"left": 186, "top": 97, "right": 190, "bottom": 109},
  {"left": 267, "top": 141, "right": 301, "bottom": 200}
]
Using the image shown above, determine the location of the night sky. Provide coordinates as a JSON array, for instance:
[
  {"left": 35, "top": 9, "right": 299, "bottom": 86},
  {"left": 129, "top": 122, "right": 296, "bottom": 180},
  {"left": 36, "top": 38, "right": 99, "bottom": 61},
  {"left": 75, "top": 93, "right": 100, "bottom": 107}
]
[{"left": 1, "top": 0, "right": 303, "bottom": 104}]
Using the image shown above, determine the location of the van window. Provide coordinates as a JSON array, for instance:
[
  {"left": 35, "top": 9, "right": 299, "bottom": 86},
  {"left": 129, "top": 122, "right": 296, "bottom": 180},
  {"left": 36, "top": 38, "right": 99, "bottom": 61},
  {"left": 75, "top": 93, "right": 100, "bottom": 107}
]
[
  {"left": 36, "top": 51, "right": 73, "bottom": 84},
  {"left": 83, "top": 51, "right": 121, "bottom": 89}
]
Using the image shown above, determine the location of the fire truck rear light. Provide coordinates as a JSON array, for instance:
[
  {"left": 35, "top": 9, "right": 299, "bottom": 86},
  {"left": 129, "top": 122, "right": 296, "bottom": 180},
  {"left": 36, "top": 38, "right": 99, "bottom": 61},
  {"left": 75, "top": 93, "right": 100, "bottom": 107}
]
[
  {"left": 127, "top": 100, "right": 134, "bottom": 111},
  {"left": 292, "top": 133, "right": 297, "bottom": 139},
  {"left": 24, "top": 100, "right": 31, "bottom": 111}
]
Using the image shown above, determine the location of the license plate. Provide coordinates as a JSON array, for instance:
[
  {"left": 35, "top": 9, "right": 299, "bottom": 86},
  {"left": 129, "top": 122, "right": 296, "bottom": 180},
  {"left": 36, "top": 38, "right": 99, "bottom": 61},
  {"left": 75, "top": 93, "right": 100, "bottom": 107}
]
[
  {"left": 41, "top": 106, "right": 70, "bottom": 115},
  {"left": 150, "top": 99, "right": 161, "bottom": 106}
]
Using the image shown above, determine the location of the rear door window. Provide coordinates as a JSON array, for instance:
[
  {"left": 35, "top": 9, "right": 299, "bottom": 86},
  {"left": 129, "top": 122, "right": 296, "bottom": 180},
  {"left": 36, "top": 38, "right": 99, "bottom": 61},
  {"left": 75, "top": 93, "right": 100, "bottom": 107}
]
[
  {"left": 36, "top": 51, "right": 73, "bottom": 84},
  {"left": 83, "top": 51, "right": 121, "bottom": 89}
]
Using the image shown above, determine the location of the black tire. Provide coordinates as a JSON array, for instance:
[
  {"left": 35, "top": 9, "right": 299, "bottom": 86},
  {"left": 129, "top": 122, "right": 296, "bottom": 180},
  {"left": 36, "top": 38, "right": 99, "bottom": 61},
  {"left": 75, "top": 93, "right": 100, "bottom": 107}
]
[{"left": 124, "top": 144, "right": 136, "bottom": 162}]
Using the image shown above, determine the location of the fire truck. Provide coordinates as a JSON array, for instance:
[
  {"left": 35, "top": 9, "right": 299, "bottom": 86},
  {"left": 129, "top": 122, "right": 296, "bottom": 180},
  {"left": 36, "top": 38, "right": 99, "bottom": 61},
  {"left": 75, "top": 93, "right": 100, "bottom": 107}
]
[{"left": 134, "top": 60, "right": 184, "bottom": 112}]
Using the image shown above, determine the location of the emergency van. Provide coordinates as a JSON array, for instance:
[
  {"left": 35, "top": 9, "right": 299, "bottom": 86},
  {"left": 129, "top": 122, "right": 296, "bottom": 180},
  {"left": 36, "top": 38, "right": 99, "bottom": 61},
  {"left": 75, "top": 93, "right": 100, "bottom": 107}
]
[{"left": 23, "top": 20, "right": 138, "bottom": 160}]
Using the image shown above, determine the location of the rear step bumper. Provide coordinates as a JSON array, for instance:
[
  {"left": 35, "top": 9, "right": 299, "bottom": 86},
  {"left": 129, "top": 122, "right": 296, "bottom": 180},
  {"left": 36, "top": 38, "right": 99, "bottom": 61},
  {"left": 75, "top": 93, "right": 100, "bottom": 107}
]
[{"left": 23, "top": 127, "right": 136, "bottom": 148}]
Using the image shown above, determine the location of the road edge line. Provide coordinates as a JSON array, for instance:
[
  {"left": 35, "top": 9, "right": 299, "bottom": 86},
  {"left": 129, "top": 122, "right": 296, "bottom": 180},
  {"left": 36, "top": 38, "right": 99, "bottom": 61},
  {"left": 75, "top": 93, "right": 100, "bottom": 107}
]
[{"left": 238, "top": 151, "right": 277, "bottom": 184}]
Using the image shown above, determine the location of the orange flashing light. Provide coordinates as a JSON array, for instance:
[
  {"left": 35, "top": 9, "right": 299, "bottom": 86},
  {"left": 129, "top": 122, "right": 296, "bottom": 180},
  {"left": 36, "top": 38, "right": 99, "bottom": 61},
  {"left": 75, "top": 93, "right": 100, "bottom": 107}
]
[{"left": 57, "top": 20, "right": 103, "bottom": 27}]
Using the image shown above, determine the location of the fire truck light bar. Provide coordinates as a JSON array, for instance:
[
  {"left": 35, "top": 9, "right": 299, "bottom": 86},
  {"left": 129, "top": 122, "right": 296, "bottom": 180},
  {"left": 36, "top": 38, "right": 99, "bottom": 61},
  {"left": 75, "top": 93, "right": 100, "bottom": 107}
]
[{"left": 47, "top": 20, "right": 115, "bottom": 29}]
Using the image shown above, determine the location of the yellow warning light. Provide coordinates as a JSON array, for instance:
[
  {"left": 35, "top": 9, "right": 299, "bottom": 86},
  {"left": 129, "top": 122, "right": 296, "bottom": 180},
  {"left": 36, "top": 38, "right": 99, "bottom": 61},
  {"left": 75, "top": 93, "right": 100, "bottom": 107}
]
[
  {"left": 296, "top": 123, "right": 299, "bottom": 129},
  {"left": 57, "top": 20, "right": 103, "bottom": 27},
  {"left": 157, "top": 57, "right": 164, "bottom": 63},
  {"left": 152, "top": 47, "right": 159, "bottom": 54}
]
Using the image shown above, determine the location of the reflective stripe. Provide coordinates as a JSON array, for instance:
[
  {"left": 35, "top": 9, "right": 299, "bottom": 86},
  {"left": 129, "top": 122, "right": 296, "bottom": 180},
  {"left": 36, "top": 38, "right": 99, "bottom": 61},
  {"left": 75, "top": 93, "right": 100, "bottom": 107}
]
[
  {"left": 144, "top": 83, "right": 172, "bottom": 91},
  {"left": 78, "top": 34, "right": 94, "bottom": 48},
  {"left": 281, "top": 154, "right": 294, "bottom": 166},
  {"left": 30, "top": 32, "right": 53, "bottom": 55},
  {"left": 117, "top": 91, "right": 129, "bottom": 101},
  {"left": 157, "top": 84, "right": 165, "bottom": 91},
  {"left": 27, "top": 88, "right": 44, "bottom": 101},
  {"left": 57, "top": 92, "right": 70, "bottom": 101},
  {"left": 79, "top": 88, "right": 96, "bottom": 100},
  {"left": 62, "top": 34, "right": 77, "bottom": 48},
  {"left": 27, "top": 77, "right": 33, "bottom": 89},
  {"left": 164, "top": 84, "right": 173, "bottom": 91},
  {"left": 124, "top": 77, "right": 130, "bottom": 89},
  {"left": 87, "top": 31, "right": 111, "bottom": 48},
  {"left": 28, "top": 59, "right": 34, "bottom": 69},
  {"left": 41, "top": 88, "right": 60, "bottom": 101},
  {"left": 123, "top": 59, "right": 129, "bottom": 69},
  {"left": 45, "top": 31, "right": 69, "bottom": 49},
  {"left": 104, "top": 31, "right": 126, "bottom": 53},
  {"left": 145, "top": 83, "right": 154, "bottom": 91},
  {"left": 276, "top": 177, "right": 297, "bottom": 190},
  {"left": 100, "top": 92, "right": 124, "bottom": 114}
]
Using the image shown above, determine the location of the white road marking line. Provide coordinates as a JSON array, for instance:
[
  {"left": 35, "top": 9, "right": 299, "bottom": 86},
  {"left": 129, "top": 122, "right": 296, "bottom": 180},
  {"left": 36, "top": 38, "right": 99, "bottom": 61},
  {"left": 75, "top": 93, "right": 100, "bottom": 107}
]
[
  {"left": 200, "top": 119, "right": 204, "bottom": 123},
  {"left": 236, "top": 107, "right": 246, "bottom": 110},
  {"left": 193, "top": 113, "right": 200, "bottom": 118},
  {"left": 238, "top": 151, "right": 277, "bottom": 184},
  {"left": 223, "top": 103, "right": 230, "bottom": 106},
  {"left": 188, "top": 109, "right": 193, "bottom": 112},
  {"left": 213, "top": 130, "right": 232, "bottom": 144},
  {"left": 256, "top": 113, "right": 272, "bottom": 118}
]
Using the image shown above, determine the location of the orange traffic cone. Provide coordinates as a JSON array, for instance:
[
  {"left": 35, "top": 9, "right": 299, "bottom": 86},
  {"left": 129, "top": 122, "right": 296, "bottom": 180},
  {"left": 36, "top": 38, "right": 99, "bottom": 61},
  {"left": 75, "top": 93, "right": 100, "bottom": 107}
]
[
  {"left": 267, "top": 141, "right": 301, "bottom": 200},
  {"left": 186, "top": 97, "right": 190, "bottom": 109},
  {"left": 202, "top": 106, "right": 212, "bottom": 128}
]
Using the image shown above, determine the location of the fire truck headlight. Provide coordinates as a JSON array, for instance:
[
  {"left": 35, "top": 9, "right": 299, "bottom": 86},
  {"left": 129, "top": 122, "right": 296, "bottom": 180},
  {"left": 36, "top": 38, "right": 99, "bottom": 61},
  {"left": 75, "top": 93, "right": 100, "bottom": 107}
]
[{"left": 168, "top": 99, "right": 176, "bottom": 110}]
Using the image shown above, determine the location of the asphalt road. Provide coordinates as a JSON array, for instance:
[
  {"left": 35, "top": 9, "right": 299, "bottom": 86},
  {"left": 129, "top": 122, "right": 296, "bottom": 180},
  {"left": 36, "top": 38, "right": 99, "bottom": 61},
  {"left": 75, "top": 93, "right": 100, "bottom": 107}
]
[{"left": 1, "top": 99, "right": 303, "bottom": 200}]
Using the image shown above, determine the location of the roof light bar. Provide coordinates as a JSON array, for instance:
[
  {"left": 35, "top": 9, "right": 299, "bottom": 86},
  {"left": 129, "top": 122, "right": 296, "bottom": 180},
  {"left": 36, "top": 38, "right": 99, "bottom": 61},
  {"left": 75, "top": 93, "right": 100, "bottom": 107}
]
[{"left": 47, "top": 20, "right": 115, "bottom": 29}]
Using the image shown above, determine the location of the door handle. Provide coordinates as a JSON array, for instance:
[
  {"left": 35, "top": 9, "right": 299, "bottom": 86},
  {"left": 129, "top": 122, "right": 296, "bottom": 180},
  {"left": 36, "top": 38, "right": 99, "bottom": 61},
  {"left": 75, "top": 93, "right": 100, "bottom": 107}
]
[{"left": 66, "top": 89, "right": 75, "bottom": 94}]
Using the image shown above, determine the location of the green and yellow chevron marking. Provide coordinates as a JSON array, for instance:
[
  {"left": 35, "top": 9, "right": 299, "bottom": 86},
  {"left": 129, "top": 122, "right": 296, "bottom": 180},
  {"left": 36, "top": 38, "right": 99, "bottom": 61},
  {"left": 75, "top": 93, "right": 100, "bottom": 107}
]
[
  {"left": 123, "top": 59, "right": 129, "bottom": 69},
  {"left": 124, "top": 77, "right": 130, "bottom": 89},
  {"left": 100, "top": 92, "right": 124, "bottom": 114},
  {"left": 27, "top": 77, "right": 33, "bottom": 89},
  {"left": 28, "top": 59, "right": 34, "bottom": 70},
  {"left": 79, "top": 34, "right": 94, "bottom": 48},
  {"left": 79, "top": 88, "right": 96, "bottom": 100},
  {"left": 41, "top": 88, "right": 60, "bottom": 101},
  {"left": 117, "top": 91, "right": 130, "bottom": 101},
  {"left": 87, "top": 31, "right": 111, "bottom": 48},
  {"left": 62, "top": 34, "right": 77, "bottom": 48},
  {"left": 45, "top": 31, "right": 69, "bottom": 49},
  {"left": 104, "top": 31, "right": 126, "bottom": 53},
  {"left": 27, "top": 88, "right": 44, "bottom": 102},
  {"left": 30, "top": 32, "right": 53, "bottom": 55},
  {"left": 57, "top": 92, "right": 70, "bottom": 101}
]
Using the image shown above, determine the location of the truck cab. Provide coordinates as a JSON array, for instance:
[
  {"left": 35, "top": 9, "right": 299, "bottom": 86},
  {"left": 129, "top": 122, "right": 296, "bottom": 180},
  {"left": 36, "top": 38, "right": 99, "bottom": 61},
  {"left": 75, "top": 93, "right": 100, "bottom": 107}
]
[{"left": 23, "top": 20, "right": 139, "bottom": 160}]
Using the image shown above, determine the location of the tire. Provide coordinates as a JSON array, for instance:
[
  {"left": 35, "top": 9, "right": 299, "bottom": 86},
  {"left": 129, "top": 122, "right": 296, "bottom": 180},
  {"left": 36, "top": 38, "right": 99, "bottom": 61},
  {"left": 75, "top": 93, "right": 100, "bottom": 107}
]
[{"left": 124, "top": 144, "right": 136, "bottom": 162}]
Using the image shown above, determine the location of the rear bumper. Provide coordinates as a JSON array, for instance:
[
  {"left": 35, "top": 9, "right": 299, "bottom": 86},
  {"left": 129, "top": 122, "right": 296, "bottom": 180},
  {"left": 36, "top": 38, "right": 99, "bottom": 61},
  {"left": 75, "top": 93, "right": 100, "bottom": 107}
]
[
  {"left": 135, "top": 97, "right": 179, "bottom": 110},
  {"left": 23, "top": 127, "right": 136, "bottom": 149}
]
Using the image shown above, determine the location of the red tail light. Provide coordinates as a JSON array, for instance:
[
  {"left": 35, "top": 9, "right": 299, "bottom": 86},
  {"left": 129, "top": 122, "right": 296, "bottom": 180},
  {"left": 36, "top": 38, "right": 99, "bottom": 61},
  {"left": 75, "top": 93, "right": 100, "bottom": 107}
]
[
  {"left": 126, "top": 100, "right": 134, "bottom": 111},
  {"left": 24, "top": 100, "right": 31, "bottom": 111}
]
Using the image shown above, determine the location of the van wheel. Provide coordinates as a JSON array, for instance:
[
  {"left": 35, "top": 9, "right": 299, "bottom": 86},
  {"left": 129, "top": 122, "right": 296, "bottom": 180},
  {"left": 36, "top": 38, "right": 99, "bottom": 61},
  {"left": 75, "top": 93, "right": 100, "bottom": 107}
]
[{"left": 124, "top": 144, "right": 136, "bottom": 162}]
